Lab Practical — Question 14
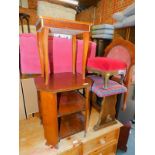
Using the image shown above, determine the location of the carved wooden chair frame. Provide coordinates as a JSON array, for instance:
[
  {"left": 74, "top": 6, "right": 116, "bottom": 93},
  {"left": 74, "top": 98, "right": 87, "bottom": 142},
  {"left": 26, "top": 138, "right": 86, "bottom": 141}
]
[{"left": 104, "top": 37, "right": 135, "bottom": 111}]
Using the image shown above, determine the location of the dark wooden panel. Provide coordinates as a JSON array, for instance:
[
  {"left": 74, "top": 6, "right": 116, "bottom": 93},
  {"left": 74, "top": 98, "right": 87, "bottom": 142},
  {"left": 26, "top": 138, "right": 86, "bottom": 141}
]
[
  {"left": 60, "top": 112, "right": 85, "bottom": 139},
  {"left": 28, "top": 0, "right": 37, "bottom": 9},
  {"left": 114, "top": 26, "right": 135, "bottom": 44},
  {"left": 19, "top": 7, "right": 38, "bottom": 25},
  {"left": 58, "top": 91, "right": 85, "bottom": 117},
  {"left": 117, "top": 122, "right": 132, "bottom": 152},
  {"left": 79, "top": 0, "right": 100, "bottom": 9}
]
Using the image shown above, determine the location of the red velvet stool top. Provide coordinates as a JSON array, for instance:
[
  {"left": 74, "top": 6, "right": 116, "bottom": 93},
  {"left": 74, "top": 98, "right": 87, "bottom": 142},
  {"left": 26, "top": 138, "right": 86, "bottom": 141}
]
[{"left": 87, "top": 57, "right": 127, "bottom": 72}]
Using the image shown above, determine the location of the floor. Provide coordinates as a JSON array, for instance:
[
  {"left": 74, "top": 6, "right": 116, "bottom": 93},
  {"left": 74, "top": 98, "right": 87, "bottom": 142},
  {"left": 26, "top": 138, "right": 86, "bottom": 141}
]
[
  {"left": 116, "top": 123, "right": 135, "bottom": 155},
  {"left": 19, "top": 108, "right": 122, "bottom": 155}
]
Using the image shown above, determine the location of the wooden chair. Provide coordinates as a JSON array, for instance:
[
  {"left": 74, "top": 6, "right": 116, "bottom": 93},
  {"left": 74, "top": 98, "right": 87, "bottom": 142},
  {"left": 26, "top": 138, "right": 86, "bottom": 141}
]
[
  {"left": 104, "top": 37, "right": 135, "bottom": 111},
  {"left": 88, "top": 37, "right": 134, "bottom": 130},
  {"left": 19, "top": 13, "right": 31, "bottom": 119},
  {"left": 34, "top": 16, "right": 92, "bottom": 148},
  {"left": 19, "top": 13, "right": 30, "bottom": 33}
]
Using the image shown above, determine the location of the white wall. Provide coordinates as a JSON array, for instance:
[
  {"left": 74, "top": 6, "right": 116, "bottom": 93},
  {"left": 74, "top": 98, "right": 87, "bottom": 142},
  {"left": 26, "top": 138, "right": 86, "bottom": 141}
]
[
  {"left": 19, "top": 78, "right": 39, "bottom": 120},
  {"left": 37, "top": 1, "right": 76, "bottom": 20},
  {"left": 20, "top": 0, "right": 28, "bottom": 8}
]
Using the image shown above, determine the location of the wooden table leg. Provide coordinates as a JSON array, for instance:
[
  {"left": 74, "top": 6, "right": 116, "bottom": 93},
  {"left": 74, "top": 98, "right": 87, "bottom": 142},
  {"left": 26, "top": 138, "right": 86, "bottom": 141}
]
[
  {"left": 42, "top": 27, "right": 50, "bottom": 85},
  {"left": 72, "top": 35, "right": 76, "bottom": 74},
  {"left": 37, "top": 31, "right": 45, "bottom": 77},
  {"left": 39, "top": 91, "right": 59, "bottom": 147},
  {"left": 37, "top": 90, "right": 42, "bottom": 123},
  {"left": 82, "top": 32, "right": 90, "bottom": 79},
  {"left": 84, "top": 86, "right": 90, "bottom": 136}
]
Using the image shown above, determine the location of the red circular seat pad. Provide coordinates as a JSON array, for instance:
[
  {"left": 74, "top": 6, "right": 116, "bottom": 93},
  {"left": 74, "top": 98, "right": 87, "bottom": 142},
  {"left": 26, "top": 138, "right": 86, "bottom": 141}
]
[{"left": 87, "top": 57, "right": 127, "bottom": 71}]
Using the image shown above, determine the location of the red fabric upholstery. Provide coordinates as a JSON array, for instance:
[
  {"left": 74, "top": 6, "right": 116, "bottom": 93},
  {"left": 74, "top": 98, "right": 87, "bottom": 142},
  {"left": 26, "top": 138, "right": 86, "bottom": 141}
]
[
  {"left": 19, "top": 33, "right": 96, "bottom": 74},
  {"left": 107, "top": 45, "right": 131, "bottom": 69},
  {"left": 87, "top": 57, "right": 127, "bottom": 71},
  {"left": 19, "top": 33, "right": 41, "bottom": 74}
]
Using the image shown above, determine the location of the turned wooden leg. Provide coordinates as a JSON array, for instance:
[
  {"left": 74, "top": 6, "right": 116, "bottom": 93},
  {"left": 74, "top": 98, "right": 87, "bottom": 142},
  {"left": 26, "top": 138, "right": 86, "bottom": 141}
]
[
  {"left": 94, "top": 95, "right": 117, "bottom": 130},
  {"left": 39, "top": 91, "right": 59, "bottom": 147}
]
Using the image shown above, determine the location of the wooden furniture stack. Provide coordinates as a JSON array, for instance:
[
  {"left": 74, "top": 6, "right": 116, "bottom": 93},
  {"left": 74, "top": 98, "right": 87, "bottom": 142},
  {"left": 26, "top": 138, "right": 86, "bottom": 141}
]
[
  {"left": 35, "top": 16, "right": 92, "bottom": 147},
  {"left": 32, "top": 16, "right": 123, "bottom": 155}
]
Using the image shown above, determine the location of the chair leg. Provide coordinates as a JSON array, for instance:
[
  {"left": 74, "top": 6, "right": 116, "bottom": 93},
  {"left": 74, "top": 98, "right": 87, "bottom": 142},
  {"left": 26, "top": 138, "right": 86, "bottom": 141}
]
[{"left": 122, "top": 92, "right": 128, "bottom": 111}]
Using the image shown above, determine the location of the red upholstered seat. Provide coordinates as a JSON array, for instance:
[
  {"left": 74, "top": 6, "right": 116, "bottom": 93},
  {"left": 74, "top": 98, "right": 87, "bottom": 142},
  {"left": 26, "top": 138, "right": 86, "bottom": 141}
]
[{"left": 87, "top": 57, "right": 127, "bottom": 71}]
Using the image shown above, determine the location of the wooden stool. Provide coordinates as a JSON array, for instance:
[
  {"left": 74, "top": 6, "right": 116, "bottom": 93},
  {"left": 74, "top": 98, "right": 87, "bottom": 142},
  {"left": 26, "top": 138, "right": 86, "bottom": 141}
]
[
  {"left": 35, "top": 16, "right": 92, "bottom": 84},
  {"left": 88, "top": 37, "right": 135, "bottom": 111},
  {"left": 89, "top": 75, "right": 127, "bottom": 131}
]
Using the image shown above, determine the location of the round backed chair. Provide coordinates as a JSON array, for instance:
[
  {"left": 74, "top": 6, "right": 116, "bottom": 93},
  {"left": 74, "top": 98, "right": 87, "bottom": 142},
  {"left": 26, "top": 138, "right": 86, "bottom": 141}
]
[{"left": 104, "top": 37, "right": 135, "bottom": 111}]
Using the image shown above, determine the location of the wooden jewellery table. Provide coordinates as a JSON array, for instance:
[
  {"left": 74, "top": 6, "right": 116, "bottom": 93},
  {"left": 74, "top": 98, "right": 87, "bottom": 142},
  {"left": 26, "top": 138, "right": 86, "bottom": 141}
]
[
  {"left": 35, "top": 17, "right": 92, "bottom": 147},
  {"left": 36, "top": 16, "right": 91, "bottom": 84}
]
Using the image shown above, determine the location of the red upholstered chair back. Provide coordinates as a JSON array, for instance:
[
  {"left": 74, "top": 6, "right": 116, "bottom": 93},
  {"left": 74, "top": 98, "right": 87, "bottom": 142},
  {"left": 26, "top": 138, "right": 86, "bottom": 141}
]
[
  {"left": 106, "top": 45, "right": 131, "bottom": 69},
  {"left": 104, "top": 37, "right": 135, "bottom": 86},
  {"left": 19, "top": 33, "right": 96, "bottom": 74}
]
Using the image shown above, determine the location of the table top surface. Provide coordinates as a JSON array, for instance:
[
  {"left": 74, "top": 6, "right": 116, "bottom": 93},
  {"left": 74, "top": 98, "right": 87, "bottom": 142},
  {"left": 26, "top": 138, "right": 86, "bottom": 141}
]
[
  {"left": 36, "top": 16, "right": 92, "bottom": 35},
  {"left": 34, "top": 72, "right": 92, "bottom": 93}
]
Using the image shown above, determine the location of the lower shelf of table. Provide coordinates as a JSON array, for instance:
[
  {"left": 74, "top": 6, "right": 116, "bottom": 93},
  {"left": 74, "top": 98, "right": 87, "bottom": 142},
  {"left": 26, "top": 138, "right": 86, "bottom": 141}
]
[
  {"left": 59, "top": 112, "right": 85, "bottom": 139},
  {"left": 58, "top": 91, "right": 85, "bottom": 117}
]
